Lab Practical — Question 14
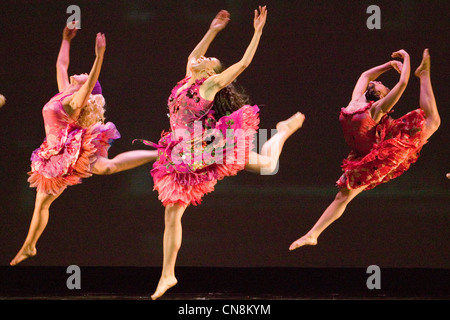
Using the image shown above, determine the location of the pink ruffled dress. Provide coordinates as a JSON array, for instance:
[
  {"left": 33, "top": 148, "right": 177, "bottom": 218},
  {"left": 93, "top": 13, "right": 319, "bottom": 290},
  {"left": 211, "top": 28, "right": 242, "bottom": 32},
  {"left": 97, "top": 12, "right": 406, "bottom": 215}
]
[
  {"left": 28, "top": 92, "right": 120, "bottom": 195},
  {"left": 337, "top": 102, "right": 427, "bottom": 190},
  {"left": 140, "top": 77, "right": 260, "bottom": 207}
]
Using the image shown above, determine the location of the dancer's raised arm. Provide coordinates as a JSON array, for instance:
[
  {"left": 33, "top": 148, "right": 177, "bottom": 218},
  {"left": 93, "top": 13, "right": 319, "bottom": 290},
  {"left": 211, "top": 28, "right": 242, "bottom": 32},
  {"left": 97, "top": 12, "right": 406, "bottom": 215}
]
[
  {"left": 351, "top": 60, "right": 398, "bottom": 101},
  {"left": 185, "top": 10, "right": 230, "bottom": 77},
  {"left": 201, "top": 6, "right": 267, "bottom": 100},
  {"left": 371, "top": 50, "right": 411, "bottom": 121},
  {"left": 56, "top": 22, "right": 78, "bottom": 92},
  {"left": 69, "top": 33, "right": 106, "bottom": 111}
]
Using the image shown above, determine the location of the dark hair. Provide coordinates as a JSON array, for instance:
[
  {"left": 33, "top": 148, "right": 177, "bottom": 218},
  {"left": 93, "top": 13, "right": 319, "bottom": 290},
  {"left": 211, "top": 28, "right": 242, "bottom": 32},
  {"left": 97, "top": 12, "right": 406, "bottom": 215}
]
[
  {"left": 212, "top": 62, "right": 250, "bottom": 118},
  {"left": 365, "top": 82, "right": 390, "bottom": 102},
  {"left": 365, "top": 85, "right": 381, "bottom": 102}
]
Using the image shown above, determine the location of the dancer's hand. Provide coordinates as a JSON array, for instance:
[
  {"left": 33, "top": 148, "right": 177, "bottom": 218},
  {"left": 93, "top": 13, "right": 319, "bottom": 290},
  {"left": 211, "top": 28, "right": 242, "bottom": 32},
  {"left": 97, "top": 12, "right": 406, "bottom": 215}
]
[
  {"left": 391, "top": 60, "right": 403, "bottom": 74},
  {"left": 391, "top": 49, "right": 410, "bottom": 81},
  {"left": 95, "top": 33, "right": 106, "bottom": 57},
  {"left": 391, "top": 49, "right": 409, "bottom": 60},
  {"left": 210, "top": 10, "right": 230, "bottom": 32},
  {"left": 63, "top": 22, "right": 78, "bottom": 41},
  {"left": 254, "top": 6, "right": 267, "bottom": 33}
]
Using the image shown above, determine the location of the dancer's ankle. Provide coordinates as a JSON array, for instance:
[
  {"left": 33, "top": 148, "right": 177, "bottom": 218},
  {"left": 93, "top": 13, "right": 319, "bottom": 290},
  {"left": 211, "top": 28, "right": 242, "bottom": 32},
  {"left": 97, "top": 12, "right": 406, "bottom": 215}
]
[
  {"left": 10, "top": 245, "right": 37, "bottom": 266},
  {"left": 151, "top": 275, "right": 178, "bottom": 300}
]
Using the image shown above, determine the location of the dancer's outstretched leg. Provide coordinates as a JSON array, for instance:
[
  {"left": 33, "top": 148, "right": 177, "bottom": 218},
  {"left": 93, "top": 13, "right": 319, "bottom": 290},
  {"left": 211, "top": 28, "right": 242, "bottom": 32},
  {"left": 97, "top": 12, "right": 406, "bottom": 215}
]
[
  {"left": 289, "top": 186, "right": 365, "bottom": 251},
  {"left": 92, "top": 150, "right": 157, "bottom": 175},
  {"left": 11, "top": 150, "right": 156, "bottom": 266},
  {"left": 415, "top": 48, "right": 440, "bottom": 140},
  {"left": 151, "top": 203, "right": 186, "bottom": 300},
  {"left": 245, "top": 112, "right": 305, "bottom": 174},
  {"left": 10, "top": 190, "right": 63, "bottom": 265}
]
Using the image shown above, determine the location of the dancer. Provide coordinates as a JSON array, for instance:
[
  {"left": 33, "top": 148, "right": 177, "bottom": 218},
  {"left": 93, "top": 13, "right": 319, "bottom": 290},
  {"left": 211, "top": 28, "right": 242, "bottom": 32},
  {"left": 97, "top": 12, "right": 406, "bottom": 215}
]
[
  {"left": 289, "top": 48, "right": 440, "bottom": 251},
  {"left": 141, "top": 7, "right": 304, "bottom": 299},
  {"left": 0, "top": 94, "right": 5, "bottom": 108},
  {"left": 10, "top": 25, "right": 157, "bottom": 266}
]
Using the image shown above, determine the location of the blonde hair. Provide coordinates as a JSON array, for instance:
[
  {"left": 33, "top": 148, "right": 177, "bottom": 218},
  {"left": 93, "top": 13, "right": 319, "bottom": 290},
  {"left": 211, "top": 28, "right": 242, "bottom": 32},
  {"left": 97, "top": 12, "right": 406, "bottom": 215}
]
[{"left": 77, "top": 94, "right": 106, "bottom": 127}]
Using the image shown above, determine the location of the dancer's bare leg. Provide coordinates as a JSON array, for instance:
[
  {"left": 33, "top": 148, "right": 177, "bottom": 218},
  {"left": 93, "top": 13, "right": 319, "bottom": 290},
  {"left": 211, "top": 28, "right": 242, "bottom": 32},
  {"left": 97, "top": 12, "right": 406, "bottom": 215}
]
[
  {"left": 245, "top": 112, "right": 305, "bottom": 174},
  {"left": 415, "top": 49, "right": 440, "bottom": 140},
  {"left": 10, "top": 150, "right": 156, "bottom": 266},
  {"left": 92, "top": 150, "right": 157, "bottom": 175},
  {"left": 151, "top": 203, "right": 186, "bottom": 300},
  {"left": 10, "top": 190, "right": 63, "bottom": 265},
  {"left": 289, "top": 186, "right": 365, "bottom": 251}
]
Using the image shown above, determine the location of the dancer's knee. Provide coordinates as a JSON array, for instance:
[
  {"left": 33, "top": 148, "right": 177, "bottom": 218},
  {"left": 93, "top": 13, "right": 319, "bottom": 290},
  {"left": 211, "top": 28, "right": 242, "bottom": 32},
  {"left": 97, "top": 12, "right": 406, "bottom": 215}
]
[
  {"left": 334, "top": 189, "right": 353, "bottom": 204},
  {"left": 427, "top": 114, "right": 441, "bottom": 134},
  {"left": 35, "top": 191, "right": 61, "bottom": 210},
  {"left": 335, "top": 186, "right": 364, "bottom": 205},
  {"left": 93, "top": 159, "right": 117, "bottom": 175},
  {"left": 256, "top": 155, "right": 279, "bottom": 175},
  {"left": 422, "top": 113, "right": 440, "bottom": 140},
  {"left": 164, "top": 204, "right": 185, "bottom": 227},
  {"left": 102, "top": 163, "right": 117, "bottom": 175}
]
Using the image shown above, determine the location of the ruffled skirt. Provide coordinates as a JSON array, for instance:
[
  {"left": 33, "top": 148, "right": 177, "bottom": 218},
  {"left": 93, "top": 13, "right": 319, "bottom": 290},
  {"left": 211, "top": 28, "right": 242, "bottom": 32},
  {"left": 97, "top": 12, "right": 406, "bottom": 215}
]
[
  {"left": 337, "top": 109, "right": 427, "bottom": 190},
  {"left": 28, "top": 122, "right": 120, "bottom": 195},
  {"left": 150, "top": 105, "right": 260, "bottom": 207}
]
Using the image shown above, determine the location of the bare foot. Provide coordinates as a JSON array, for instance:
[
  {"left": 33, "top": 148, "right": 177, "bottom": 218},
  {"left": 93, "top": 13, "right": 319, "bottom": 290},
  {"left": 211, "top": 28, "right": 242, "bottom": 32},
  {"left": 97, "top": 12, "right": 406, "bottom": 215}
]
[
  {"left": 276, "top": 112, "right": 305, "bottom": 138},
  {"left": 10, "top": 245, "right": 37, "bottom": 266},
  {"left": 289, "top": 235, "right": 317, "bottom": 251},
  {"left": 151, "top": 276, "right": 178, "bottom": 300},
  {"left": 446, "top": 173, "right": 450, "bottom": 179},
  {"left": 415, "top": 48, "right": 431, "bottom": 78}
]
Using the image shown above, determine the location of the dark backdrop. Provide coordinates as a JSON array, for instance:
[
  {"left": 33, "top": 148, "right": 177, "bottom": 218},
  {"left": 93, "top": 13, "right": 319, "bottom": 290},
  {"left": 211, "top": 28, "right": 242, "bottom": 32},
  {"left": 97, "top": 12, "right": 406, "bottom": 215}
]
[{"left": 0, "top": 0, "right": 448, "bottom": 268}]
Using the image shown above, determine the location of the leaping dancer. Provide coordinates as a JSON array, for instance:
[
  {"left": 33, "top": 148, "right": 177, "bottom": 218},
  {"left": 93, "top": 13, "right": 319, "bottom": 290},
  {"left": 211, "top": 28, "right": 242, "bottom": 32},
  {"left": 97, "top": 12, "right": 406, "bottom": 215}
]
[{"left": 290, "top": 49, "right": 440, "bottom": 251}]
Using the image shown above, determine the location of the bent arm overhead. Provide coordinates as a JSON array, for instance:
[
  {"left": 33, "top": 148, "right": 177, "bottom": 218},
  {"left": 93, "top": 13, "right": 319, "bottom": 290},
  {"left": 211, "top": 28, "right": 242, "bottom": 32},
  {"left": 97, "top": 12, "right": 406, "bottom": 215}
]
[
  {"left": 372, "top": 50, "right": 410, "bottom": 119},
  {"left": 185, "top": 10, "right": 230, "bottom": 78},
  {"left": 203, "top": 6, "right": 267, "bottom": 100},
  {"left": 351, "top": 61, "right": 394, "bottom": 101},
  {"left": 69, "top": 33, "right": 106, "bottom": 111}
]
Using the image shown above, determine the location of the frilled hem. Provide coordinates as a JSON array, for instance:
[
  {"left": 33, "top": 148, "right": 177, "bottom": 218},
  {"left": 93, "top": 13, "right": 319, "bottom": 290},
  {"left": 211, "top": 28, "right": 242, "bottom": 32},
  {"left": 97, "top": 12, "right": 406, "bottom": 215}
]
[
  {"left": 337, "top": 109, "right": 427, "bottom": 190},
  {"left": 152, "top": 105, "right": 260, "bottom": 207},
  {"left": 28, "top": 122, "right": 120, "bottom": 195}
]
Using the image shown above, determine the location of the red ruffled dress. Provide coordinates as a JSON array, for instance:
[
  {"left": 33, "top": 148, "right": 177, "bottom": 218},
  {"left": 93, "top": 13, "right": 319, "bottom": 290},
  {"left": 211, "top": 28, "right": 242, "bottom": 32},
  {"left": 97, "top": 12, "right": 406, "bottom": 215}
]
[
  {"left": 337, "top": 102, "right": 427, "bottom": 190},
  {"left": 28, "top": 92, "right": 120, "bottom": 195},
  {"left": 140, "top": 77, "right": 260, "bottom": 207}
]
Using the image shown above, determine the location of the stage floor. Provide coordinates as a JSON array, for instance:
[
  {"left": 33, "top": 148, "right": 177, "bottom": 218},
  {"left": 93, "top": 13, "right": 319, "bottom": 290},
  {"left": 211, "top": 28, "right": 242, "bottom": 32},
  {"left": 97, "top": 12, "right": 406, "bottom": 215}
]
[{"left": 1, "top": 266, "right": 448, "bottom": 300}]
